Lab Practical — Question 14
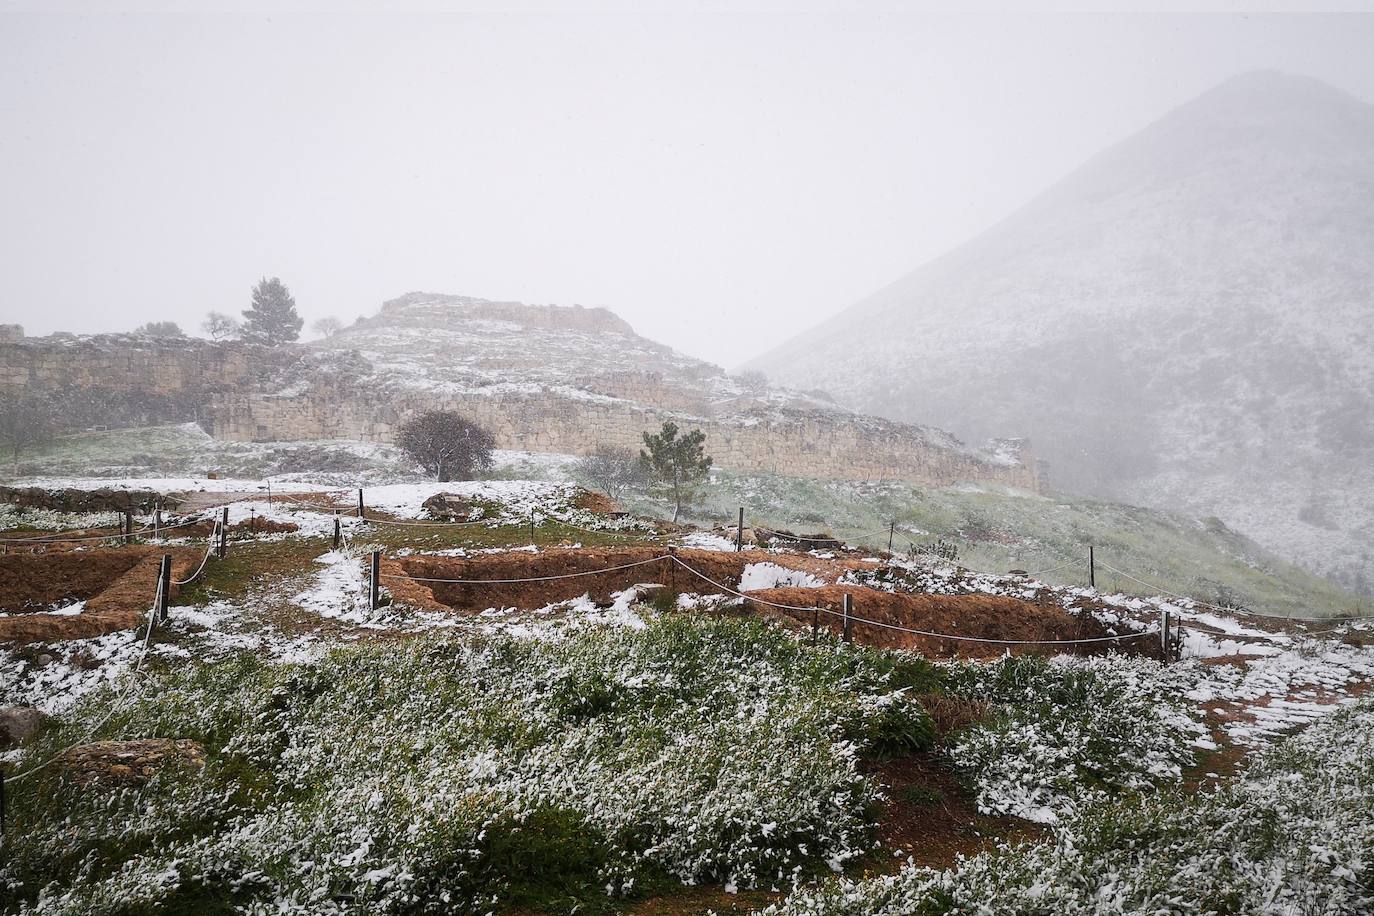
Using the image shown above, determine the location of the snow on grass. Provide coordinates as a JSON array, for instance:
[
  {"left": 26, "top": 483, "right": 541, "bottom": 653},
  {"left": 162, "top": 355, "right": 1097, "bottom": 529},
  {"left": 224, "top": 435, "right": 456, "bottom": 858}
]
[
  {"left": 2, "top": 618, "right": 933, "bottom": 913},
  {"left": 764, "top": 698, "right": 1374, "bottom": 916}
]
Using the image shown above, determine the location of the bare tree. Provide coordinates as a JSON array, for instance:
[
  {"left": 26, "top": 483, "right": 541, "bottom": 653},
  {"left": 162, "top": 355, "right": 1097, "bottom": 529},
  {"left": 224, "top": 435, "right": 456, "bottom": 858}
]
[
  {"left": 733, "top": 370, "right": 769, "bottom": 396},
  {"left": 575, "top": 444, "right": 647, "bottom": 500},
  {"left": 202, "top": 311, "right": 241, "bottom": 341},
  {"left": 396, "top": 410, "right": 496, "bottom": 482},
  {"left": 312, "top": 316, "right": 344, "bottom": 338},
  {"left": 0, "top": 390, "right": 57, "bottom": 471}
]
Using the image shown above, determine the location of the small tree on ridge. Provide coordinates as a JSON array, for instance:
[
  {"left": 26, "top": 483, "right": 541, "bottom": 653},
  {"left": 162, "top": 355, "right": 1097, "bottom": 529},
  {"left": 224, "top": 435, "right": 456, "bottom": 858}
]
[
  {"left": 241, "top": 277, "right": 303, "bottom": 346},
  {"left": 396, "top": 410, "right": 495, "bottom": 482},
  {"left": 639, "top": 421, "right": 712, "bottom": 522}
]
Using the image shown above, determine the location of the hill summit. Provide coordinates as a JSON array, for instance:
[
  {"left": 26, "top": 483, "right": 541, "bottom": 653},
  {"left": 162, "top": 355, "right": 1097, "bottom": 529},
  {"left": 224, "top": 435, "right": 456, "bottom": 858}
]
[{"left": 745, "top": 71, "right": 1374, "bottom": 592}]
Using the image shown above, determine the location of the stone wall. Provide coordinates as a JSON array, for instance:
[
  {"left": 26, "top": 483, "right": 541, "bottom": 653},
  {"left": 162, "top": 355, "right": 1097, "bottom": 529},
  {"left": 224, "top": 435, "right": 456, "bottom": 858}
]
[{"left": 0, "top": 337, "right": 1041, "bottom": 491}]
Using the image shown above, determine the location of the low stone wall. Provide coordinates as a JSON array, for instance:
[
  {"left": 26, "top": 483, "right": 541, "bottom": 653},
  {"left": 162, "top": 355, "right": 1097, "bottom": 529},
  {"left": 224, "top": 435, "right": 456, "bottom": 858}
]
[
  {"left": 208, "top": 387, "right": 1039, "bottom": 489},
  {"left": 0, "top": 336, "right": 1041, "bottom": 490}
]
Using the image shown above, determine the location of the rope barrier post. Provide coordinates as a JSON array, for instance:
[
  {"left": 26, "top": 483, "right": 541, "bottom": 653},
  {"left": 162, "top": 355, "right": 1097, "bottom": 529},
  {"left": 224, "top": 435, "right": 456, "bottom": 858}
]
[
  {"left": 736, "top": 507, "right": 744, "bottom": 553},
  {"left": 157, "top": 554, "right": 172, "bottom": 623},
  {"left": 369, "top": 550, "right": 381, "bottom": 610},
  {"left": 811, "top": 604, "right": 819, "bottom": 645},
  {"left": 358, "top": 488, "right": 365, "bottom": 520},
  {"left": 154, "top": 505, "right": 162, "bottom": 539},
  {"left": 842, "top": 593, "right": 853, "bottom": 644},
  {"left": 888, "top": 521, "right": 895, "bottom": 554},
  {"left": 530, "top": 510, "right": 536, "bottom": 545},
  {"left": 1089, "top": 545, "right": 1096, "bottom": 589},
  {"left": 249, "top": 508, "right": 256, "bottom": 539},
  {"left": 667, "top": 546, "right": 677, "bottom": 592},
  {"left": 333, "top": 513, "right": 341, "bottom": 551},
  {"left": 219, "top": 508, "right": 229, "bottom": 558},
  {"left": 124, "top": 509, "right": 134, "bottom": 545},
  {"left": 1159, "top": 608, "right": 1171, "bottom": 664}
]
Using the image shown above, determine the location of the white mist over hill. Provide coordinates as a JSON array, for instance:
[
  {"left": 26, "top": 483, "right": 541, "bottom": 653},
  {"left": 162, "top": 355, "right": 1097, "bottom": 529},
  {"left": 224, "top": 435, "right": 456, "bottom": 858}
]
[{"left": 747, "top": 71, "right": 1374, "bottom": 594}]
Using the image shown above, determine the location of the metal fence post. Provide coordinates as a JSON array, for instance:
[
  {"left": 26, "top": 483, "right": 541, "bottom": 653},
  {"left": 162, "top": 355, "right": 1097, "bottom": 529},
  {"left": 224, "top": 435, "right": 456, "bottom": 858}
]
[
  {"left": 369, "top": 550, "right": 381, "bottom": 610},
  {"left": 157, "top": 554, "right": 172, "bottom": 623},
  {"left": 842, "top": 593, "right": 853, "bottom": 643}
]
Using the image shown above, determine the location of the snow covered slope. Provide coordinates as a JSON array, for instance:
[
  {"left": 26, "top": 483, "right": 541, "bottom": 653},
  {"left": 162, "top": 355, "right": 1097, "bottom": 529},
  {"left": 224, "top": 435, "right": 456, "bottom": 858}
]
[{"left": 746, "top": 71, "right": 1374, "bottom": 593}]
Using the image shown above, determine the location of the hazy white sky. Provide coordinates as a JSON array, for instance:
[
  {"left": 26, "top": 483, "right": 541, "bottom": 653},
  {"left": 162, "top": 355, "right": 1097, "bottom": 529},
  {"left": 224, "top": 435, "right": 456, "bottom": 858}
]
[{"left": 2, "top": 6, "right": 1372, "bottom": 367}]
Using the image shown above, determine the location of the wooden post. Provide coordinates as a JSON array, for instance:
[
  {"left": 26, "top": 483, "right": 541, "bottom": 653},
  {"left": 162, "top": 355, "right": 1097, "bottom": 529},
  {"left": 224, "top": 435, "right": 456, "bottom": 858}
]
[
  {"left": 667, "top": 546, "right": 677, "bottom": 592},
  {"left": 333, "top": 513, "right": 341, "bottom": 551},
  {"left": 530, "top": 511, "right": 536, "bottom": 544},
  {"left": 842, "top": 593, "right": 853, "bottom": 643},
  {"left": 1089, "top": 545, "right": 1096, "bottom": 589},
  {"left": 1159, "top": 608, "right": 1170, "bottom": 664},
  {"left": 154, "top": 506, "right": 162, "bottom": 539},
  {"left": 811, "top": 605, "right": 819, "bottom": 645},
  {"left": 736, "top": 507, "right": 744, "bottom": 552},
  {"left": 124, "top": 509, "right": 134, "bottom": 544},
  {"left": 357, "top": 488, "right": 365, "bottom": 520},
  {"left": 157, "top": 554, "right": 172, "bottom": 623},
  {"left": 219, "top": 507, "right": 229, "bottom": 558},
  {"left": 888, "top": 521, "right": 895, "bottom": 553},
  {"left": 249, "top": 508, "right": 256, "bottom": 538},
  {"left": 369, "top": 550, "right": 381, "bottom": 610}
]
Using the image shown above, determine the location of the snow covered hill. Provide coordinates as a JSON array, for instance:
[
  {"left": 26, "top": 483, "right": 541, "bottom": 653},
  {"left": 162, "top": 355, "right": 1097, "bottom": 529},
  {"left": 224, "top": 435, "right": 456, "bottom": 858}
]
[{"left": 745, "top": 71, "right": 1374, "bottom": 594}]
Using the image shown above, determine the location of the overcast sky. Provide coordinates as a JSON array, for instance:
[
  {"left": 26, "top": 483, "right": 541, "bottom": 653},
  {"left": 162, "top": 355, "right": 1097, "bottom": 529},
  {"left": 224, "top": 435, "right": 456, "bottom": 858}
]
[{"left": 2, "top": 6, "right": 1373, "bottom": 368}]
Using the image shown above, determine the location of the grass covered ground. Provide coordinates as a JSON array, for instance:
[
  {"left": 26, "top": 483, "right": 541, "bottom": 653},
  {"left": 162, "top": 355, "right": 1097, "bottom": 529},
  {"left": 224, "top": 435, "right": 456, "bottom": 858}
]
[
  {"left": 2, "top": 615, "right": 1227, "bottom": 916},
  {"left": 765, "top": 697, "right": 1374, "bottom": 916},
  {"left": 639, "top": 470, "right": 1363, "bottom": 619}
]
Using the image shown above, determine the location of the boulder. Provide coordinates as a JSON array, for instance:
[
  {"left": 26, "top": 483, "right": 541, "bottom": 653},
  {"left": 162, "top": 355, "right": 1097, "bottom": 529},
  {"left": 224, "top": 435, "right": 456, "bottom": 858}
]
[
  {"left": 421, "top": 493, "right": 477, "bottom": 520},
  {"left": 0, "top": 705, "right": 48, "bottom": 749}
]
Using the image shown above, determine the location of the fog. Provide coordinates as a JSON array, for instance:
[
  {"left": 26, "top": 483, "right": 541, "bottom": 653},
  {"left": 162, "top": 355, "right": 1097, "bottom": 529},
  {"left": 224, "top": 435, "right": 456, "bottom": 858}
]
[{"left": 2, "top": 6, "right": 1373, "bottom": 367}]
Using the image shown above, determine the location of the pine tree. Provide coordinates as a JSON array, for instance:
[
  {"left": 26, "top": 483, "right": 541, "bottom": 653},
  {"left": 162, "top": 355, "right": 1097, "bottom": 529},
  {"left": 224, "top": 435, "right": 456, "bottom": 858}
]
[
  {"left": 241, "top": 277, "right": 303, "bottom": 346},
  {"left": 639, "top": 421, "right": 712, "bottom": 522}
]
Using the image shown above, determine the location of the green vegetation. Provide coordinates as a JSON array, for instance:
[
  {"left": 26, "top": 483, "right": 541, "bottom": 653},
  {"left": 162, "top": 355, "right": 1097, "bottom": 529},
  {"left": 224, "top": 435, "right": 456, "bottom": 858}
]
[
  {"left": 765, "top": 699, "right": 1374, "bottom": 916},
  {"left": 638, "top": 421, "right": 713, "bottom": 523},
  {"left": 1, "top": 618, "right": 934, "bottom": 913},
  {"left": 2, "top": 615, "right": 1223, "bottom": 915}
]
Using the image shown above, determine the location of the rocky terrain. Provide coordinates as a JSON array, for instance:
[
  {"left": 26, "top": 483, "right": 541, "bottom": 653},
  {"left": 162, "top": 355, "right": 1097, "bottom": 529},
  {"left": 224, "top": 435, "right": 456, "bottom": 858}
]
[
  {"left": 746, "top": 71, "right": 1374, "bottom": 595},
  {"left": 0, "top": 294, "right": 1040, "bottom": 489}
]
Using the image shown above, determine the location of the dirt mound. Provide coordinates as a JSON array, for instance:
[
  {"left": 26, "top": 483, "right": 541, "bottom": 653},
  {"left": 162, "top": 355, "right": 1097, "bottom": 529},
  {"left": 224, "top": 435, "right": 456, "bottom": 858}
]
[
  {"left": 0, "top": 547, "right": 202, "bottom": 643},
  {"left": 573, "top": 489, "right": 619, "bottom": 515},
  {"left": 59, "top": 738, "right": 206, "bottom": 788},
  {"left": 747, "top": 585, "right": 1149, "bottom": 659}
]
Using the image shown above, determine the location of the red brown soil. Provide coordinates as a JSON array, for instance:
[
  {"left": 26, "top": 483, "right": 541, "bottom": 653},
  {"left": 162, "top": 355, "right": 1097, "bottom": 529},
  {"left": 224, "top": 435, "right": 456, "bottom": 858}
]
[
  {"left": 391, "top": 547, "right": 1141, "bottom": 659},
  {"left": 867, "top": 753, "right": 1044, "bottom": 869},
  {"left": 0, "top": 547, "right": 203, "bottom": 643},
  {"left": 573, "top": 489, "right": 619, "bottom": 515},
  {"left": 753, "top": 586, "right": 1140, "bottom": 660}
]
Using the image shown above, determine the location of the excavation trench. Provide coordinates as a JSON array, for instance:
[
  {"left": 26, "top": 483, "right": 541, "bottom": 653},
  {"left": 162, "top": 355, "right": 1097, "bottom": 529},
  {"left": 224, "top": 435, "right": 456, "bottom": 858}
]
[
  {"left": 0, "top": 547, "right": 204, "bottom": 643},
  {"left": 386, "top": 547, "right": 1149, "bottom": 659}
]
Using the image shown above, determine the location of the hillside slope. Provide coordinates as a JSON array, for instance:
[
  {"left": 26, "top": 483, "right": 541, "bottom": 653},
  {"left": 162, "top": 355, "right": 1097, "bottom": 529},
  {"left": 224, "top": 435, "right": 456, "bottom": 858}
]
[{"left": 746, "top": 71, "right": 1374, "bottom": 593}]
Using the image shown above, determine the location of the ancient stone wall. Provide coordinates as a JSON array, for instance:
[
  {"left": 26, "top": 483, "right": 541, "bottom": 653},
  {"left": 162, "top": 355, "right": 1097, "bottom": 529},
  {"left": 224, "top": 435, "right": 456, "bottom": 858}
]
[{"left": 0, "top": 337, "right": 1041, "bottom": 490}]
